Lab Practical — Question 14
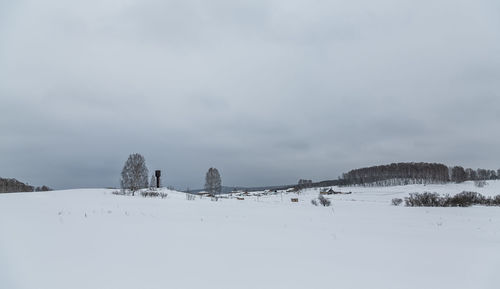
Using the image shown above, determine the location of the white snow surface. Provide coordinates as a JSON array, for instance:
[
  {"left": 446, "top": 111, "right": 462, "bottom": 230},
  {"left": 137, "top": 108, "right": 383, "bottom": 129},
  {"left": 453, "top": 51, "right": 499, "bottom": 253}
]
[{"left": 1, "top": 181, "right": 500, "bottom": 289}]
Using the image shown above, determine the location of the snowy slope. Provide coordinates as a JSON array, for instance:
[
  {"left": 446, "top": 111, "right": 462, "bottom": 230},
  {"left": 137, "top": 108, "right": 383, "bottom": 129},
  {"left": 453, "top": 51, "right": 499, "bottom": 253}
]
[{"left": 1, "top": 182, "right": 499, "bottom": 289}]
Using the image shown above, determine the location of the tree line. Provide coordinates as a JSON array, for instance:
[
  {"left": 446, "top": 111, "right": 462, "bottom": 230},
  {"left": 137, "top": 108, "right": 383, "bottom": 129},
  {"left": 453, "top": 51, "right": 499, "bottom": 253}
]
[
  {"left": 120, "top": 155, "right": 500, "bottom": 193},
  {"left": 0, "top": 178, "right": 52, "bottom": 193},
  {"left": 450, "top": 166, "right": 499, "bottom": 183},
  {"left": 0, "top": 178, "right": 34, "bottom": 193},
  {"left": 120, "top": 153, "right": 222, "bottom": 195},
  {"left": 340, "top": 162, "right": 499, "bottom": 186}
]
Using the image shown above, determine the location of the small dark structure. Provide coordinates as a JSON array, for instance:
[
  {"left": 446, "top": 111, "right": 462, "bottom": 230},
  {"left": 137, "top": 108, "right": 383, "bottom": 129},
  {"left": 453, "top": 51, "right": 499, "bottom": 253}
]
[
  {"left": 155, "top": 170, "right": 161, "bottom": 188},
  {"left": 320, "top": 189, "right": 352, "bottom": 195},
  {"left": 320, "top": 189, "right": 335, "bottom": 195}
]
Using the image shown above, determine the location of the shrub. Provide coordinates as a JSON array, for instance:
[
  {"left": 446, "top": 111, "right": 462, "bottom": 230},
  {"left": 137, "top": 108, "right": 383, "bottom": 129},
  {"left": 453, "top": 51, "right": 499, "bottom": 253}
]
[
  {"left": 311, "top": 199, "right": 318, "bottom": 206},
  {"left": 405, "top": 192, "right": 441, "bottom": 207},
  {"left": 444, "top": 191, "right": 482, "bottom": 207},
  {"left": 493, "top": 195, "right": 500, "bottom": 206},
  {"left": 474, "top": 180, "right": 487, "bottom": 188},
  {"left": 404, "top": 191, "right": 500, "bottom": 207},
  {"left": 112, "top": 190, "right": 127, "bottom": 196},
  {"left": 141, "top": 191, "right": 160, "bottom": 198},
  {"left": 35, "top": 185, "right": 52, "bottom": 192},
  {"left": 391, "top": 198, "right": 403, "bottom": 206},
  {"left": 318, "top": 195, "right": 331, "bottom": 207}
]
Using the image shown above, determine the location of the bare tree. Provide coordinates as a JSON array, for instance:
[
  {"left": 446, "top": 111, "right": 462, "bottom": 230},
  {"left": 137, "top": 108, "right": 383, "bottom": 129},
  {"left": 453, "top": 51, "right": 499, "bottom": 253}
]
[
  {"left": 391, "top": 198, "right": 403, "bottom": 206},
  {"left": 204, "top": 167, "right": 222, "bottom": 195},
  {"left": 120, "top": 153, "right": 149, "bottom": 196}
]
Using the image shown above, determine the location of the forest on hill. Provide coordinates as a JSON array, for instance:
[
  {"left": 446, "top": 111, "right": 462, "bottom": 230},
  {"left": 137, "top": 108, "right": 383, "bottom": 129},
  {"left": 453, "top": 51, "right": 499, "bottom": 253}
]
[
  {"left": 0, "top": 178, "right": 34, "bottom": 193},
  {"left": 0, "top": 177, "right": 51, "bottom": 193},
  {"left": 340, "top": 162, "right": 499, "bottom": 186}
]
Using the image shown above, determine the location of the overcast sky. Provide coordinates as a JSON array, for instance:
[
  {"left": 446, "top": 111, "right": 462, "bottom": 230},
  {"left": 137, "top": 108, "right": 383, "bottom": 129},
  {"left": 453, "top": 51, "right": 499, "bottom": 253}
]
[{"left": 1, "top": 0, "right": 500, "bottom": 189}]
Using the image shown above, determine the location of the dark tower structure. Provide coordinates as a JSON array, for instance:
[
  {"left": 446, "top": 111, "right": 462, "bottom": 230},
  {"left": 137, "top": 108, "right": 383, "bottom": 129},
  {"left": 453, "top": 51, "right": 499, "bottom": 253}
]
[{"left": 155, "top": 170, "right": 161, "bottom": 188}]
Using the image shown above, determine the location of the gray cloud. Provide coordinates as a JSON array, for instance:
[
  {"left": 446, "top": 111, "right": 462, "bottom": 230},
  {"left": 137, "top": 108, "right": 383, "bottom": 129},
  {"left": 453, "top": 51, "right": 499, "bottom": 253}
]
[{"left": 1, "top": 0, "right": 500, "bottom": 189}]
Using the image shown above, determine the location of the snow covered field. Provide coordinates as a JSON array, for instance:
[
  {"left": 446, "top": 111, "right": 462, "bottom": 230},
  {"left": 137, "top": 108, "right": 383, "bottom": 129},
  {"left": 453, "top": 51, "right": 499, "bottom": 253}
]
[{"left": 1, "top": 181, "right": 499, "bottom": 289}]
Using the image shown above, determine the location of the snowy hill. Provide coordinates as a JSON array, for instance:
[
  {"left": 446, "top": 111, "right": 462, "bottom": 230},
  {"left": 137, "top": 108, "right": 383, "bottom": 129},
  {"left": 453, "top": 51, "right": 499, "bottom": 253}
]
[{"left": 1, "top": 182, "right": 499, "bottom": 289}]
